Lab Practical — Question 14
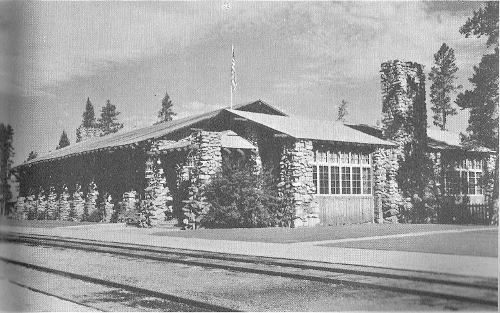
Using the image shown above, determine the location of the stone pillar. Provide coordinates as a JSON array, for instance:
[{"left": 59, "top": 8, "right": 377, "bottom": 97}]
[
  {"left": 85, "top": 181, "right": 99, "bottom": 220},
  {"left": 484, "top": 154, "right": 497, "bottom": 201},
  {"left": 372, "top": 148, "right": 387, "bottom": 223},
  {"left": 36, "top": 188, "right": 47, "bottom": 220},
  {"left": 192, "top": 131, "right": 222, "bottom": 186},
  {"left": 46, "top": 186, "right": 58, "bottom": 220},
  {"left": 13, "top": 197, "right": 26, "bottom": 220},
  {"left": 144, "top": 156, "right": 172, "bottom": 225},
  {"left": 102, "top": 193, "right": 114, "bottom": 223},
  {"left": 72, "top": 184, "right": 85, "bottom": 221},
  {"left": 25, "top": 194, "right": 35, "bottom": 220},
  {"left": 59, "top": 186, "right": 71, "bottom": 221},
  {"left": 278, "top": 139, "right": 315, "bottom": 221}
]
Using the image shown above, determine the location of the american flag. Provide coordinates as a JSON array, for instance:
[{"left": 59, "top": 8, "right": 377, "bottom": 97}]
[{"left": 231, "top": 45, "right": 237, "bottom": 92}]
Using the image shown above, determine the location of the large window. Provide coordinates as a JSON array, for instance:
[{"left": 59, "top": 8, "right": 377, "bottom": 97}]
[
  {"left": 444, "top": 158, "right": 483, "bottom": 195},
  {"left": 311, "top": 148, "right": 372, "bottom": 196}
]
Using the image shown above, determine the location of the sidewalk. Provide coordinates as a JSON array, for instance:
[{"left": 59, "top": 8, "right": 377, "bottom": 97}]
[{"left": 2, "top": 224, "right": 497, "bottom": 279}]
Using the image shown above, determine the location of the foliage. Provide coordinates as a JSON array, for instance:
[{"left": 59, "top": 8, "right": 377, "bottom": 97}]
[
  {"left": 56, "top": 130, "right": 70, "bottom": 150},
  {"left": 460, "top": 2, "right": 498, "bottom": 48},
  {"left": 429, "top": 43, "right": 461, "bottom": 130},
  {"left": 336, "top": 100, "right": 348, "bottom": 122},
  {"left": 199, "top": 165, "right": 290, "bottom": 228},
  {"left": 457, "top": 2, "right": 499, "bottom": 152},
  {"left": 26, "top": 151, "right": 38, "bottom": 161},
  {"left": 98, "top": 100, "right": 123, "bottom": 135},
  {"left": 156, "top": 90, "right": 176, "bottom": 124},
  {"left": 0, "top": 123, "right": 14, "bottom": 204},
  {"left": 81, "top": 97, "right": 97, "bottom": 128}
]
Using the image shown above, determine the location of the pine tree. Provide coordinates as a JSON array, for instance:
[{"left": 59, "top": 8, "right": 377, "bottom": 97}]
[
  {"left": 457, "top": 2, "right": 499, "bottom": 204},
  {"left": 156, "top": 90, "right": 176, "bottom": 124},
  {"left": 76, "top": 97, "right": 98, "bottom": 142},
  {"left": 98, "top": 100, "right": 123, "bottom": 136},
  {"left": 336, "top": 100, "right": 348, "bottom": 122},
  {"left": 26, "top": 151, "right": 38, "bottom": 161},
  {"left": 82, "top": 97, "right": 96, "bottom": 128},
  {"left": 0, "top": 124, "right": 14, "bottom": 209},
  {"left": 56, "top": 130, "right": 70, "bottom": 150},
  {"left": 429, "top": 43, "right": 461, "bottom": 130},
  {"left": 457, "top": 2, "right": 499, "bottom": 151}
]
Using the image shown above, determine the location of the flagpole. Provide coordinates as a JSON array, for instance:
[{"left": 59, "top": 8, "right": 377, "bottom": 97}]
[{"left": 230, "top": 44, "right": 234, "bottom": 109}]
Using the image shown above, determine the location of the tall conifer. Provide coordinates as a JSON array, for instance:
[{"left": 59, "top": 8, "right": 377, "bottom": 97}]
[
  {"left": 156, "top": 90, "right": 176, "bottom": 124},
  {"left": 429, "top": 43, "right": 461, "bottom": 130},
  {"left": 56, "top": 130, "right": 70, "bottom": 150},
  {"left": 98, "top": 100, "right": 123, "bottom": 135}
]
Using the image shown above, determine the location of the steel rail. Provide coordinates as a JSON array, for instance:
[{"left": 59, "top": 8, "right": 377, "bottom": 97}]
[
  {"left": 1, "top": 232, "right": 497, "bottom": 307},
  {"left": 1, "top": 257, "right": 240, "bottom": 312}
]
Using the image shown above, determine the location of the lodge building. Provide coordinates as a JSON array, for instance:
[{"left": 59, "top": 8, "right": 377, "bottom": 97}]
[{"left": 13, "top": 61, "right": 497, "bottom": 226}]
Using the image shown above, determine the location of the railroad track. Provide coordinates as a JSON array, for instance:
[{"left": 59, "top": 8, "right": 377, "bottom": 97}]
[{"left": 0, "top": 232, "right": 497, "bottom": 310}]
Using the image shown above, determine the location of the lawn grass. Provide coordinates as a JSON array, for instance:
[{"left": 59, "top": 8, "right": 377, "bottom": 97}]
[
  {"left": 151, "top": 223, "right": 497, "bottom": 243},
  {"left": 322, "top": 229, "right": 498, "bottom": 257},
  {"left": 0, "top": 216, "right": 97, "bottom": 228}
]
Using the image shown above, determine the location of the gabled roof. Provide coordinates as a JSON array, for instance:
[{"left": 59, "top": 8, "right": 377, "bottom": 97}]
[
  {"left": 225, "top": 109, "right": 396, "bottom": 147},
  {"left": 346, "top": 124, "right": 494, "bottom": 153},
  {"left": 16, "top": 100, "right": 279, "bottom": 168}
]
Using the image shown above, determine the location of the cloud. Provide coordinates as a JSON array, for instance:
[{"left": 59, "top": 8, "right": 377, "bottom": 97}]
[{"left": 19, "top": 2, "right": 239, "bottom": 95}]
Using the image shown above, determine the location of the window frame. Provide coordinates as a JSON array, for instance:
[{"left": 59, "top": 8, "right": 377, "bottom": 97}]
[
  {"left": 311, "top": 149, "right": 373, "bottom": 196},
  {"left": 444, "top": 158, "right": 483, "bottom": 196}
]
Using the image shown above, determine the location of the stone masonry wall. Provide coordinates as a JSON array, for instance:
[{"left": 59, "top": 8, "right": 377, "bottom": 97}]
[
  {"left": 278, "top": 139, "right": 315, "bottom": 218},
  {"left": 192, "top": 131, "right": 222, "bottom": 186},
  {"left": 380, "top": 60, "right": 427, "bottom": 220}
]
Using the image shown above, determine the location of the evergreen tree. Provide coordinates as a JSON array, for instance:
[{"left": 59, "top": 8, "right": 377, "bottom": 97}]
[
  {"left": 82, "top": 97, "right": 96, "bottom": 128},
  {"left": 56, "top": 130, "right": 70, "bottom": 150},
  {"left": 456, "top": 2, "right": 498, "bottom": 151},
  {"left": 429, "top": 43, "right": 461, "bottom": 130},
  {"left": 457, "top": 2, "right": 499, "bottom": 204},
  {"left": 0, "top": 123, "right": 14, "bottom": 209},
  {"left": 156, "top": 90, "right": 176, "bottom": 124},
  {"left": 336, "top": 100, "right": 348, "bottom": 122},
  {"left": 98, "top": 100, "right": 123, "bottom": 135},
  {"left": 77, "top": 97, "right": 97, "bottom": 142},
  {"left": 26, "top": 151, "right": 38, "bottom": 161}
]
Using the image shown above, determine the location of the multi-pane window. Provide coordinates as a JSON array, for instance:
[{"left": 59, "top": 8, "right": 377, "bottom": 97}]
[
  {"left": 319, "top": 166, "right": 329, "bottom": 194},
  {"left": 445, "top": 171, "right": 460, "bottom": 195},
  {"left": 444, "top": 158, "right": 483, "bottom": 196},
  {"left": 311, "top": 148, "right": 371, "bottom": 195},
  {"left": 341, "top": 167, "right": 351, "bottom": 194},
  {"left": 331, "top": 166, "right": 340, "bottom": 194},
  {"left": 362, "top": 167, "right": 372, "bottom": 194},
  {"left": 352, "top": 167, "right": 361, "bottom": 194}
]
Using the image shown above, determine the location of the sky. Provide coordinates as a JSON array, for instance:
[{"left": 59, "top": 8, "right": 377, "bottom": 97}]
[{"left": 0, "top": 1, "right": 491, "bottom": 165}]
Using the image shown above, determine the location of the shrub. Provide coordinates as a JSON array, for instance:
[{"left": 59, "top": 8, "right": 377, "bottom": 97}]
[{"left": 200, "top": 165, "right": 289, "bottom": 228}]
